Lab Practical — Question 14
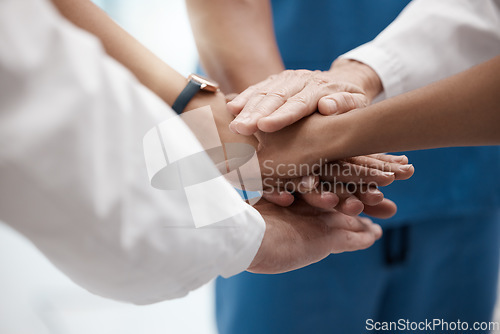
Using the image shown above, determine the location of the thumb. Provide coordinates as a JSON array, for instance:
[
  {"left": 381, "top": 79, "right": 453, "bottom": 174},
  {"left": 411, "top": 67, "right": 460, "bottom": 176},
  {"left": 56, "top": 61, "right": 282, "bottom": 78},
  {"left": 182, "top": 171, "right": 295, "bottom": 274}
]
[{"left": 318, "top": 92, "right": 368, "bottom": 115}]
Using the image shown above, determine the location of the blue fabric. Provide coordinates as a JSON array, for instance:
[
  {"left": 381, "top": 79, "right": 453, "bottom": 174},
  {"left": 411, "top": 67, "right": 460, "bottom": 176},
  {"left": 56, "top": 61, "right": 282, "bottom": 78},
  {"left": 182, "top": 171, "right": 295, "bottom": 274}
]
[
  {"left": 216, "top": 1, "right": 500, "bottom": 333},
  {"left": 217, "top": 213, "right": 500, "bottom": 334},
  {"left": 269, "top": 0, "right": 500, "bottom": 226}
]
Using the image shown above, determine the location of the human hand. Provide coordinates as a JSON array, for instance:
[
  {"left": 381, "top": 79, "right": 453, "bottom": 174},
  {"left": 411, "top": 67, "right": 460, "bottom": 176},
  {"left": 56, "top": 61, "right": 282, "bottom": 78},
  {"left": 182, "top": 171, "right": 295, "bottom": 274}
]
[
  {"left": 185, "top": 90, "right": 259, "bottom": 149},
  {"left": 263, "top": 187, "right": 398, "bottom": 219},
  {"left": 261, "top": 154, "right": 412, "bottom": 217},
  {"left": 248, "top": 199, "right": 383, "bottom": 274},
  {"left": 227, "top": 59, "right": 382, "bottom": 135}
]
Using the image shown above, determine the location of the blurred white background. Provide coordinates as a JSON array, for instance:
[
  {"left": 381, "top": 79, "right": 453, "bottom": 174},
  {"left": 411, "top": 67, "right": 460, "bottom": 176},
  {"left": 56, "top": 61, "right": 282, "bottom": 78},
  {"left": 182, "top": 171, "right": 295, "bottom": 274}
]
[{"left": 0, "top": 0, "right": 217, "bottom": 333}]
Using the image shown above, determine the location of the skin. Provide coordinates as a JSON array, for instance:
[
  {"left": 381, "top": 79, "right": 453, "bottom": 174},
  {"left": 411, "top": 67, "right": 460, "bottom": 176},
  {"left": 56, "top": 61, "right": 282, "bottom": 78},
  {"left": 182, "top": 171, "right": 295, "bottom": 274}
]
[
  {"left": 185, "top": 0, "right": 285, "bottom": 94},
  {"left": 185, "top": 0, "right": 380, "bottom": 134},
  {"left": 185, "top": 0, "right": 415, "bottom": 214},
  {"left": 50, "top": 0, "right": 414, "bottom": 214},
  {"left": 48, "top": 0, "right": 396, "bottom": 273},
  {"left": 249, "top": 199, "right": 382, "bottom": 274},
  {"left": 229, "top": 59, "right": 382, "bottom": 135},
  {"left": 256, "top": 56, "right": 500, "bottom": 169},
  {"left": 187, "top": 0, "right": 497, "bottom": 189}
]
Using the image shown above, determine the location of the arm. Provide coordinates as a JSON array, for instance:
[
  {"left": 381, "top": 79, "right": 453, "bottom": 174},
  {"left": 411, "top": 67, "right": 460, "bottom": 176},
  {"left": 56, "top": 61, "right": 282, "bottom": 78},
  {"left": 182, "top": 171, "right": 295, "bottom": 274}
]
[
  {"left": 331, "top": 55, "right": 500, "bottom": 157},
  {"left": 257, "top": 56, "right": 500, "bottom": 172},
  {"left": 52, "top": 0, "right": 186, "bottom": 106},
  {"left": 343, "top": 0, "right": 500, "bottom": 99},
  {"left": 51, "top": 0, "right": 404, "bottom": 216},
  {"left": 51, "top": 0, "right": 258, "bottom": 149},
  {"left": 0, "top": 0, "right": 383, "bottom": 303},
  {"left": 225, "top": 0, "right": 500, "bottom": 135},
  {"left": 1, "top": 0, "right": 264, "bottom": 303},
  {"left": 185, "top": 0, "right": 284, "bottom": 93}
]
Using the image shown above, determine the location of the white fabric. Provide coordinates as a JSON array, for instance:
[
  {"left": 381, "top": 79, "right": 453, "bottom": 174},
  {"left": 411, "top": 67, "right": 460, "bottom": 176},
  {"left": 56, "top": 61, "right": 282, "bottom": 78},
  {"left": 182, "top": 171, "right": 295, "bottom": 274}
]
[
  {"left": 0, "top": 0, "right": 265, "bottom": 304},
  {"left": 343, "top": 0, "right": 500, "bottom": 99}
]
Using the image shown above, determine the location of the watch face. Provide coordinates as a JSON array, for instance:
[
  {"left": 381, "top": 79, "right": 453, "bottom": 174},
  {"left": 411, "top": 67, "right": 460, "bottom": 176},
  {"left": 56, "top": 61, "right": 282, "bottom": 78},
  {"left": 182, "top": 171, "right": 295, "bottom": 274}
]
[{"left": 189, "top": 74, "right": 219, "bottom": 92}]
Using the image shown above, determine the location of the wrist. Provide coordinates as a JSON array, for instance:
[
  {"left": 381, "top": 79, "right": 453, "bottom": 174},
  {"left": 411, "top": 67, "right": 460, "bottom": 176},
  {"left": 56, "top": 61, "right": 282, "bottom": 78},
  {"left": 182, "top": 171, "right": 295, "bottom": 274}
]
[
  {"left": 314, "top": 112, "right": 364, "bottom": 162},
  {"left": 186, "top": 91, "right": 259, "bottom": 150},
  {"left": 299, "top": 113, "right": 350, "bottom": 165},
  {"left": 330, "top": 58, "right": 383, "bottom": 103}
]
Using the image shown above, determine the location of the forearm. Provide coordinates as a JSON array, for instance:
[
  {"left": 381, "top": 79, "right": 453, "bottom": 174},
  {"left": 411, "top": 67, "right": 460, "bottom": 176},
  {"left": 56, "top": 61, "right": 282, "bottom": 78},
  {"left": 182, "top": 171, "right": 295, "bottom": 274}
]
[
  {"left": 51, "top": 0, "right": 186, "bottom": 105},
  {"left": 51, "top": 0, "right": 257, "bottom": 148},
  {"left": 322, "top": 56, "right": 500, "bottom": 159},
  {"left": 186, "top": 0, "right": 284, "bottom": 93}
]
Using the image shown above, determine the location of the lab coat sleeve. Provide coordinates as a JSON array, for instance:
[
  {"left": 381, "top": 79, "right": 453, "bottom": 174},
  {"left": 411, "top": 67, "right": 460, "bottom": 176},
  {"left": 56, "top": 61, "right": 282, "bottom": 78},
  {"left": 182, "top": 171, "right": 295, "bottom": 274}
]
[
  {"left": 0, "top": 0, "right": 265, "bottom": 304},
  {"left": 342, "top": 0, "right": 500, "bottom": 99}
]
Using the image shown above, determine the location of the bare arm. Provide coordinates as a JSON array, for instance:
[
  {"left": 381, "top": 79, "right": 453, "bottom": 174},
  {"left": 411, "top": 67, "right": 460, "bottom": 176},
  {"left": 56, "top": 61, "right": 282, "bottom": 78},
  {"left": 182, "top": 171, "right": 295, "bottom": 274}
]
[
  {"left": 185, "top": 0, "right": 284, "bottom": 93},
  {"left": 51, "top": 0, "right": 187, "bottom": 106},
  {"left": 334, "top": 55, "right": 500, "bottom": 156},
  {"left": 258, "top": 55, "right": 500, "bottom": 174},
  {"left": 51, "top": 0, "right": 257, "bottom": 149}
]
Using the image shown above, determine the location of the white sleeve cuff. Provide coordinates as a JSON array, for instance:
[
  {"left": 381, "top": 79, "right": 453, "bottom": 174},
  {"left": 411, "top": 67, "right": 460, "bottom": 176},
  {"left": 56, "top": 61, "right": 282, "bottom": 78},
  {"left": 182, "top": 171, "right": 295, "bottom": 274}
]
[
  {"left": 219, "top": 204, "right": 265, "bottom": 278},
  {"left": 341, "top": 43, "right": 407, "bottom": 100}
]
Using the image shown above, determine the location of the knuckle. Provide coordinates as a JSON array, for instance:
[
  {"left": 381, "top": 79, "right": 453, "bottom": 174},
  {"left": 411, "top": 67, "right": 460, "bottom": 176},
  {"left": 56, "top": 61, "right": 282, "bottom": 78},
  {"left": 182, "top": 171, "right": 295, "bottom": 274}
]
[
  {"left": 266, "top": 89, "right": 288, "bottom": 100},
  {"left": 344, "top": 230, "right": 354, "bottom": 242},
  {"left": 253, "top": 105, "right": 271, "bottom": 116},
  {"left": 382, "top": 162, "right": 392, "bottom": 172},
  {"left": 345, "top": 94, "right": 359, "bottom": 108},
  {"left": 287, "top": 95, "right": 309, "bottom": 108},
  {"left": 267, "top": 74, "right": 278, "bottom": 81}
]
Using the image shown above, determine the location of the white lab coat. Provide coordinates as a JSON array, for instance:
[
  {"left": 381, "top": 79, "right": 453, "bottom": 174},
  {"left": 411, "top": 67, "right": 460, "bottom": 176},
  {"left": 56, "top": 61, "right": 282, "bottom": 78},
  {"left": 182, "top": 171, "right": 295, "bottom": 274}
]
[
  {"left": 343, "top": 0, "right": 500, "bottom": 99},
  {"left": 0, "top": 0, "right": 265, "bottom": 304}
]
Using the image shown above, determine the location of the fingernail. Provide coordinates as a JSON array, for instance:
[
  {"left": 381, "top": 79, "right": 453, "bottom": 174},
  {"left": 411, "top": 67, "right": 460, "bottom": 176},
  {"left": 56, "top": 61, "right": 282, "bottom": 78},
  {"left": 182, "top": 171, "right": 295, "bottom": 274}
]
[
  {"left": 368, "top": 188, "right": 382, "bottom": 195},
  {"left": 383, "top": 171, "right": 395, "bottom": 177},
  {"left": 345, "top": 196, "right": 359, "bottom": 205},
  {"left": 398, "top": 164, "right": 413, "bottom": 172},
  {"left": 325, "top": 99, "right": 338, "bottom": 114},
  {"left": 392, "top": 155, "right": 408, "bottom": 163},
  {"left": 300, "top": 175, "right": 316, "bottom": 191},
  {"left": 229, "top": 122, "right": 240, "bottom": 134},
  {"left": 239, "top": 115, "right": 252, "bottom": 125}
]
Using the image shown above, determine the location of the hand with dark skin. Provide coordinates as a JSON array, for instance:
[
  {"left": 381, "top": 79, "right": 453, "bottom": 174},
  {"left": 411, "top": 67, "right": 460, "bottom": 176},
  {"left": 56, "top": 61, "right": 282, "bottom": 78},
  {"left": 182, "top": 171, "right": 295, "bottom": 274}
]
[
  {"left": 51, "top": 0, "right": 417, "bottom": 227},
  {"left": 190, "top": 91, "right": 412, "bottom": 218},
  {"left": 254, "top": 56, "right": 500, "bottom": 168}
]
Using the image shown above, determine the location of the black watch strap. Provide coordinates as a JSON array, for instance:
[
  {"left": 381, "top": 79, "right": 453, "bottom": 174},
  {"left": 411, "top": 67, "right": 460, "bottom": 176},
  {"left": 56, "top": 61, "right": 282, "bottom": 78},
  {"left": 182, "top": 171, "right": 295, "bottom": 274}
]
[{"left": 172, "top": 79, "right": 203, "bottom": 115}]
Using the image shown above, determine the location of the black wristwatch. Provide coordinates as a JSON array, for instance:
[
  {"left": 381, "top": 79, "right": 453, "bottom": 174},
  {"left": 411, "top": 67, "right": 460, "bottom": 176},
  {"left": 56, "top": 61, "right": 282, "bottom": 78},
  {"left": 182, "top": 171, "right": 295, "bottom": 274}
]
[{"left": 171, "top": 74, "right": 220, "bottom": 114}]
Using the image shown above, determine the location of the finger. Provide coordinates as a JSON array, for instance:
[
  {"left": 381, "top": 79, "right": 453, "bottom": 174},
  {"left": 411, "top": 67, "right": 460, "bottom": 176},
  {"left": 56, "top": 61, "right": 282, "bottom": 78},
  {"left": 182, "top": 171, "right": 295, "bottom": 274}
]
[
  {"left": 319, "top": 182, "right": 364, "bottom": 216},
  {"left": 229, "top": 92, "right": 268, "bottom": 135},
  {"left": 231, "top": 74, "right": 304, "bottom": 135},
  {"left": 364, "top": 154, "right": 413, "bottom": 180},
  {"left": 257, "top": 84, "right": 325, "bottom": 132},
  {"left": 300, "top": 191, "right": 340, "bottom": 210},
  {"left": 225, "top": 93, "right": 239, "bottom": 103},
  {"left": 262, "top": 175, "right": 318, "bottom": 193},
  {"left": 354, "top": 185, "right": 384, "bottom": 206},
  {"left": 227, "top": 77, "right": 274, "bottom": 115},
  {"left": 262, "top": 190, "right": 295, "bottom": 207},
  {"left": 320, "top": 161, "right": 397, "bottom": 187},
  {"left": 337, "top": 196, "right": 364, "bottom": 216},
  {"left": 318, "top": 92, "right": 368, "bottom": 115},
  {"left": 367, "top": 153, "right": 409, "bottom": 165},
  {"left": 347, "top": 156, "right": 414, "bottom": 181},
  {"left": 328, "top": 221, "right": 382, "bottom": 253},
  {"left": 362, "top": 198, "right": 398, "bottom": 219}
]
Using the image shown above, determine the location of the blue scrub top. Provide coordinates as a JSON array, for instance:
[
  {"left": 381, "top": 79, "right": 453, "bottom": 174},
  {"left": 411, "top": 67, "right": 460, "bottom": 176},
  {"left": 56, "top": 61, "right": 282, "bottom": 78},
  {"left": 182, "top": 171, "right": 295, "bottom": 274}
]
[{"left": 271, "top": 0, "right": 500, "bottom": 226}]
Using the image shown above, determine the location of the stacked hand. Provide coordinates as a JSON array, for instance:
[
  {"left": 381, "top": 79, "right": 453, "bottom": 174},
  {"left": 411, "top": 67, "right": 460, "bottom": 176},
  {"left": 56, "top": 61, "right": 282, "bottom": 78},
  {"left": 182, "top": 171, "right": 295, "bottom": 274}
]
[
  {"left": 227, "top": 59, "right": 383, "bottom": 134},
  {"left": 185, "top": 63, "right": 414, "bottom": 274}
]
